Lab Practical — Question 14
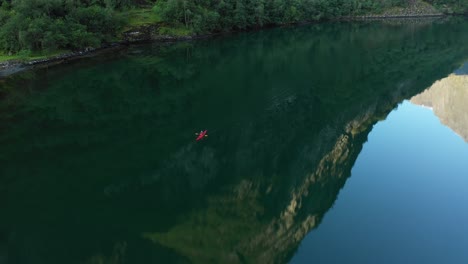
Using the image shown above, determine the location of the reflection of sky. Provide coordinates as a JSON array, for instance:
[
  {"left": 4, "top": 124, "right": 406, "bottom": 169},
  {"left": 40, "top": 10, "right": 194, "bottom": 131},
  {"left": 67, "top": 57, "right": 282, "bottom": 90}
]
[
  {"left": 454, "top": 62, "right": 468, "bottom": 75},
  {"left": 291, "top": 101, "right": 468, "bottom": 264}
]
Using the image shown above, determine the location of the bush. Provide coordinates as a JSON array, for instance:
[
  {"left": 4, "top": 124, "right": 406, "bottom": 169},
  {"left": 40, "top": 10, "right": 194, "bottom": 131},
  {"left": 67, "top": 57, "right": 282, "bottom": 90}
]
[
  {"left": 0, "top": 0, "right": 124, "bottom": 54},
  {"left": 16, "top": 49, "right": 31, "bottom": 60}
]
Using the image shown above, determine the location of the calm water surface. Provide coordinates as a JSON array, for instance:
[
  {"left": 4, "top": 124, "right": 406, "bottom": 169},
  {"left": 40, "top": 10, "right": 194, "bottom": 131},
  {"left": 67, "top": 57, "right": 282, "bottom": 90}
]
[{"left": 1, "top": 18, "right": 468, "bottom": 264}]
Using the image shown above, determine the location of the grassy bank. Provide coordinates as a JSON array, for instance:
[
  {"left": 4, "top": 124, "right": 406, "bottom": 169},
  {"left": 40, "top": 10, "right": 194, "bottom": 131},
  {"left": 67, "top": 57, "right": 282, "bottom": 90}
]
[
  {"left": 125, "top": 8, "right": 162, "bottom": 28},
  {"left": 0, "top": 50, "right": 71, "bottom": 64}
]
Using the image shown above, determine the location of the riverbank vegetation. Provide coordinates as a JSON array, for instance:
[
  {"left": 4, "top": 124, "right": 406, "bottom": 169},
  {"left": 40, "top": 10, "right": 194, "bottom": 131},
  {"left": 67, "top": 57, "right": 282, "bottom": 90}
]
[
  {"left": 0, "top": 0, "right": 466, "bottom": 59},
  {"left": 0, "top": 0, "right": 140, "bottom": 54},
  {"left": 153, "top": 0, "right": 446, "bottom": 33},
  {"left": 427, "top": 0, "right": 468, "bottom": 14}
]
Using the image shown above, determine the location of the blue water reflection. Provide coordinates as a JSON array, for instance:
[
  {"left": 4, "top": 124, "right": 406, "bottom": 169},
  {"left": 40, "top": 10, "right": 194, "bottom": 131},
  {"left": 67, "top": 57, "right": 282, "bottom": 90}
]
[{"left": 292, "top": 100, "right": 468, "bottom": 264}]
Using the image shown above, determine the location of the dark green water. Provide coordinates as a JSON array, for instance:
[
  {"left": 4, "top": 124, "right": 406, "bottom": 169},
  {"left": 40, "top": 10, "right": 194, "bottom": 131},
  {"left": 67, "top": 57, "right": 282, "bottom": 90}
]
[{"left": 1, "top": 18, "right": 468, "bottom": 264}]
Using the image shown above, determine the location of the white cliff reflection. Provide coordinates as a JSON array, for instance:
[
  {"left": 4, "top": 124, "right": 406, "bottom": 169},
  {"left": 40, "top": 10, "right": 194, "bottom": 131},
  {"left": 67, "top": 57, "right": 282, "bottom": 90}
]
[{"left": 411, "top": 69, "right": 468, "bottom": 142}]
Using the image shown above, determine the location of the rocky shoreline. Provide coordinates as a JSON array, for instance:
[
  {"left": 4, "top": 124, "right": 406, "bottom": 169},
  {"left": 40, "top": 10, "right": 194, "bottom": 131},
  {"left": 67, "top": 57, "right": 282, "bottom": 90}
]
[
  {"left": 0, "top": 24, "right": 212, "bottom": 78},
  {"left": 0, "top": 13, "right": 450, "bottom": 78},
  {"left": 0, "top": 44, "right": 125, "bottom": 78},
  {"left": 346, "top": 13, "right": 444, "bottom": 20}
]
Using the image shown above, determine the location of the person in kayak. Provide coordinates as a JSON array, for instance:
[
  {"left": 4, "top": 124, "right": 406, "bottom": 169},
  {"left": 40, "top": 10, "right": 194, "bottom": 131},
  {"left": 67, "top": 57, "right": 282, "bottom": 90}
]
[{"left": 195, "top": 130, "right": 208, "bottom": 141}]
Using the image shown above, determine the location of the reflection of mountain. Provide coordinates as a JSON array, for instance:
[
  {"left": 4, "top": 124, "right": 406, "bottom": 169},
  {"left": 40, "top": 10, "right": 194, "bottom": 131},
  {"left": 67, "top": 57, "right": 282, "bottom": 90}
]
[
  {"left": 1, "top": 19, "right": 468, "bottom": 264},
  {"left": 411, "top": 74, "right": 468, "bottom": 142},
  {"left": 142, "top": 127, "right": 367, "bottom": 264}
]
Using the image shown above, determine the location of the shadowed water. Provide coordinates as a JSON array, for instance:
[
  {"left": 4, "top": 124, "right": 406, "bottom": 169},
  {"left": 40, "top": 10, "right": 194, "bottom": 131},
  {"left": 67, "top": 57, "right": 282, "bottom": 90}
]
[{"left": 1, "top": 18, "right": 468, "bottom": 264}]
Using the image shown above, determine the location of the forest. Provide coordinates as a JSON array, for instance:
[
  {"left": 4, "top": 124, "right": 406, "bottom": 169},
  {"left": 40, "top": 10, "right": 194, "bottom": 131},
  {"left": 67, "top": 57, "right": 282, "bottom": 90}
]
[{"left": 0, "top": 0, "right": 467, "bottom": 55}]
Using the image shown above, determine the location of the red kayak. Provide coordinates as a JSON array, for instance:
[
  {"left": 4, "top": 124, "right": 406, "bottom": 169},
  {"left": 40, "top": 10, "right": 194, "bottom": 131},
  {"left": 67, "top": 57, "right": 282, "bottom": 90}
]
[{"left": 196, "top": 130, "right": 207, "bottom": 141}]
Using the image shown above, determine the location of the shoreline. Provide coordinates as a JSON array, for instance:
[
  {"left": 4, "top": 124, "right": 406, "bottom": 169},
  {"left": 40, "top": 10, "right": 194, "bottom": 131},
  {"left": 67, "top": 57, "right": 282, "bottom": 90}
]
[
  {"left": 0, "top": 13, "right": 451, "bottom": 79},
  {"left": 341, "top": 14, "right": 444, "bottom": 20}
]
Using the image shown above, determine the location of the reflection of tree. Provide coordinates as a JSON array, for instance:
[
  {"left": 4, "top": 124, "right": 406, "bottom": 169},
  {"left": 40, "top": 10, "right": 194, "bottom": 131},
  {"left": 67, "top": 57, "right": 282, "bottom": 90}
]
[{"left": 1, "top": 19, "right": 468, "bottom": 264}]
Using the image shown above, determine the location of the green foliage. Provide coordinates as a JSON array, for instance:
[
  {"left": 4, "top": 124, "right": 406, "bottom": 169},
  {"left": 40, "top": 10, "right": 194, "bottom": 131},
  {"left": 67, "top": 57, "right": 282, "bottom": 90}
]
[
  {"left": 0, "top": 0, "right": 465, "bottom": 54},
  {"left": 126, "top": 8, "right": 162, "bottom": 26},
  {"left": 16, "top": 49, "right": 31, "bottom": 59},
  {"left": 426, "top": 0, "right": 468, "bottom": 14},
  {"left": 153, "top": 0, "right": 467, "bottom": 33},
  {"left": 0, "top": 0, "right": 125, "bottom": 54},
  {"left": 152, "top": 0, "right": 412, "bottom": 33}
]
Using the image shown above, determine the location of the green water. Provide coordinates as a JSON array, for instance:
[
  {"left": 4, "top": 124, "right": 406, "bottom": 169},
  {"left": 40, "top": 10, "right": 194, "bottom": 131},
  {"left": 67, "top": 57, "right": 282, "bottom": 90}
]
[{"left": 1, "top": 18, "right": 468, "bottom": 264}]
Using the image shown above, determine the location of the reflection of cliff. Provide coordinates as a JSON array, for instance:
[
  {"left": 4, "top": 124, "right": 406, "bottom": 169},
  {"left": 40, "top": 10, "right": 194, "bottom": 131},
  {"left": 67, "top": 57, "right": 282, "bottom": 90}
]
[
  {"left": 411, "top": 74, "right": 468, "bottom": 142},
  {"left": 139, "top": 95, "right": 391, "bottom": 264},
  {"left": 142, "top": 134, "right": 359, "bottom": 264}
]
